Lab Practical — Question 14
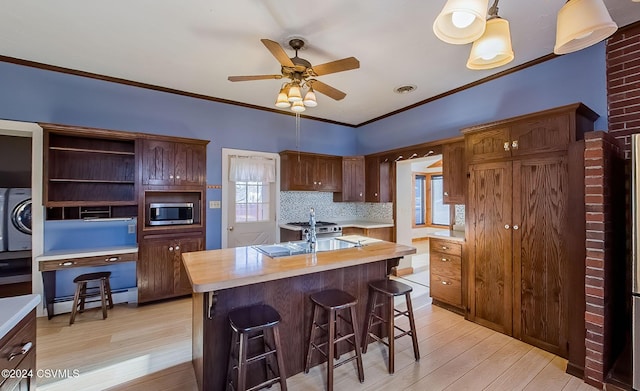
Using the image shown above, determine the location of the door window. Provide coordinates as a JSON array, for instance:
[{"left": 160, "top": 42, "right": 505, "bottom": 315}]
[{"left": 235, "top": 181, "right": 270, "bottom": 222}]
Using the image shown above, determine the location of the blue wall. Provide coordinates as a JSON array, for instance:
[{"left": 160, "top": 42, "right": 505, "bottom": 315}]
[
  {"left": 0, "top": 42, "right": 608, "bottom": 251},
  {"left": 356, "top": 43, "right": 608, "bottom": 154}
]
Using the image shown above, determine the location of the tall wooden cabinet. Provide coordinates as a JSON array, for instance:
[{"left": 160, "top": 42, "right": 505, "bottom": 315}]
[
  {"left": 334, "top": 156, "right": 365, "bottom": 202},
  {"left": 442, "top": 141, "right": 465, "bottom": 204},
  {"left": 464, "top": 103, "right": 597, "bottom": 368},
  {"left": 365, "top": 156, "right": 392, "bottom": 202}
]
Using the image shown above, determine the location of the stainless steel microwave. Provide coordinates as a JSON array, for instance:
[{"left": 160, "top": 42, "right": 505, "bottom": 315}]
[{"left": 148, "top": 202, "right": 194, "bottom": 226}]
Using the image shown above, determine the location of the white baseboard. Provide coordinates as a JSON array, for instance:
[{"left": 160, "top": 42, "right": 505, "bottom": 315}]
[{"left": 49, "top": 288, "right": 138, "bottom": 317}]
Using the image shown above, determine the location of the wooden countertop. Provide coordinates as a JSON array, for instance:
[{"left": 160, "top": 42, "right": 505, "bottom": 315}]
[
  {"left": 182, "top": 241, "right": 416, "bottom": 293},
  {"left": 0, "top": 294, "right": 40, "bottom": 339}
]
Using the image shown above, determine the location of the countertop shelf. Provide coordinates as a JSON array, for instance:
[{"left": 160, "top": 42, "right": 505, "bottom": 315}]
[{"left": 0, "top": 294, "right": 40, "bottom": 340}]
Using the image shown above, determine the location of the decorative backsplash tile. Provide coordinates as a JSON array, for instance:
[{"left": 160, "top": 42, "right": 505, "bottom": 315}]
[
  {"left": 455, "top": 204, "right": 465, "bottom": 226},
  {"left": 279, "top": 191, "right": 393, "bottom": 223}
]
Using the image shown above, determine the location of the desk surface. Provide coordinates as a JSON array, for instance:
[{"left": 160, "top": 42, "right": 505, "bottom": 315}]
[
  {"left": 182, "top": 240, "right": 416, "bottom": 293},
  {"left": 0, "top": 294, "right": 40, "bottom": 339},
  {"left": 36, "top": 246, "right": 138, "bottom": 262}
]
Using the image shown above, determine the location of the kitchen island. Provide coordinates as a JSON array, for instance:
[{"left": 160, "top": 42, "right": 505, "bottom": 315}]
[{"left": 182, "top": 239, "right": 416, "bottom": 391}]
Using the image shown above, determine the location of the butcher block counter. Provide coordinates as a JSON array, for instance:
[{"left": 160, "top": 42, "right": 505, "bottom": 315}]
[{"left": 182, "top": 240, "right": 415, "bottom": 391}]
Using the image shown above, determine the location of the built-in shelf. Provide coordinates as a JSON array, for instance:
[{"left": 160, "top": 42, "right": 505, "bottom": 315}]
[
  {"left": 0, "top": 251, "right": 31, "bottom": 261},
  {"left": 49, "top": 179, "right": 135, "bottom": 184},
  {"left": 49, "top": 146, "right": 135, "bottom": 155}
]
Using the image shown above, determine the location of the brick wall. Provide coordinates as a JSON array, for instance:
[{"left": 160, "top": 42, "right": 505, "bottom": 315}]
[{"left": 608, "top": 23, "right": 640, "bottom": 158}]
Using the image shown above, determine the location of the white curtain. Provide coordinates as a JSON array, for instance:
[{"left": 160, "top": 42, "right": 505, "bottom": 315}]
[{"left": 229, "top": 156, "right": 276, "bottom": 182}]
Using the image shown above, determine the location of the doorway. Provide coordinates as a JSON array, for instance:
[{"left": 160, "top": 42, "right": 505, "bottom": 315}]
[{"left": 221, "top": 148, "right": 280, "bottom": 248}]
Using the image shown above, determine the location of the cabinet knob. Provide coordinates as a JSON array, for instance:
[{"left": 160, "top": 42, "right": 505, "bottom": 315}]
[
  {"left": 228, "top": 226, "right": 234, "bottom": 231},
  {"left": 59, "top": 261, "right": 75, "bottom": 267},
  {"left": 441, "top": 258, "right": 450, "bottom": 262},
  {"left": 8, "top": 342, "right": 32, "bottom": 361},
  {"left": 503, "top": 142, "right": 510, "bottom": 151},
  {"left": 170, "top": 175, "right": 174, "bottom": 179},
  {"left": 441, "top": 280, "right": 452, "bottom": 285},
  {"left": 318, "top": 181, "right": 322, "bottom": 185},
  {"left": 512, "top": 140, "right": 519, "bottom": 150},
  {"left": 513, "top": 225, "right": 519, "bottom": 230},
  {"left": 374, "top": 192, "right": 378, "bottom": 197},
  {"left": 169, "top": 246, "right": 174, "bottom": 251},
  {"left": 359, "top": 193, "right": 363, "bottom": 197},
  {"left": 444, "top": 191, "right": 449, "bottom": 196},
  {"left": 314, "top": 181, "right": 317, "bottom": 185},
  {"left": 105, "top": 257, "right": 119, "bottom": 262},
  {"left": 175, "top": 245, "right": 180, "bottom": 251},
  {"left": 504, "top": 224, "right": 510, "bottom": 229},
  {"left": 176, "top": 175, "right": 180, "bottom": 179},
  {"left": 441, "top": 246, "right": 448, "bottom": 250}
]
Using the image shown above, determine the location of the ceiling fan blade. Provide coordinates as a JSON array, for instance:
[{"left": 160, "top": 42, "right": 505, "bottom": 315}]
[
  {"left": 311, "top": 57, "right": 360, "bottom": 76},
  {"left": 228, "top": 74, "right": 282, "bottom": 82},
  {"left": 261, "top": 39, "right": 295, "bottom": 68},
  {"left": 310, "top": 80, "right": 347, "bottom": 101}
]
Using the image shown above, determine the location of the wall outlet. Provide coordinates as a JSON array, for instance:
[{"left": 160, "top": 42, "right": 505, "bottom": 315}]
[
  {"left": 209, "top": 200, "right": 221, "bottom": 209},
  {"left": 128, "top": 224, "right": 136, "bottom": 234}
]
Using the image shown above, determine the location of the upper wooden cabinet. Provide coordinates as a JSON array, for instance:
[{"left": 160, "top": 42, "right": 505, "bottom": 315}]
[
  {"left": 334, "top": 156, "right": 365, "bottom": 202},
  {"left": 43, "top": 125, "right": 136, "bottom": 207},
  {"left": 365, "top": 156, "right": 392, "bottom": 202},
  {"left": 280, "top": 150, "right": 342, "bottom": 192},
  {"left": 442, "top": 141, "right": 465, "bottom": 204},
  {"left": 463, "top": 103, "right": 599, "bottom": 164},
  {"left": 141, "top": 139, "right": 207, "bottom": 187}
]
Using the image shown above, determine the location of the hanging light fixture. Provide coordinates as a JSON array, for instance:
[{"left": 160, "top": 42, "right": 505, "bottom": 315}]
[
  {"left": 433, "top": 0, "right": 490, "bottom": 44},
  {"left": 290, "top": 100, "right": 306, "bottom": 113},
  {"left": 274, "top": 84, "right": 291, "bottom": 108},
  {"left": 466, "top": 0, "right": 514, "bottom": 70},
  {"left": 287, "top": 82, "right": 302, "bottom": 102},
  {"left": 303, "top": 86, "right": 318, "bottom": 107},
  {"left": 554, "top": 0, "right": 618, "bottom": 55}
]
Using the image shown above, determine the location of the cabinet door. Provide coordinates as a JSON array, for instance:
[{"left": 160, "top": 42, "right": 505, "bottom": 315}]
[
  {"left": 335, "top": 156, "right": 365, "bottom": 202},
  {"left": 174, "top": 143, "right": 206, "bottom": 186},
  {"left": 285, "top": 153, "right": 316, "bottom": 190},
  {"left": 141, "top": 140, "right": 175, "bottom": 185},
  {"left": 512, "top": 156, "right": 568, "bottom": 357},
  {"left": 465, "top": 127, "right": 511, "bottom": 164},
  {"left": 365, "top": 156, "right": 391, "bottom": 202},
  {"left": 442, "top": 141, "right": 466, "bottom": 204},
  {"left": 316, "top": 156, "right": 342, "bottom": 191},
  {"left": 175, "top": 236, "right": 204, "bottom": 295},
  {"left": 138, "top": 239, "right": 176, "bottom": 302},
  {"left": 468, "top": 161, "right": 513, "bottom": 335},
  {"left": 510, "top": 113, "right": 571, "bottom": 157}
]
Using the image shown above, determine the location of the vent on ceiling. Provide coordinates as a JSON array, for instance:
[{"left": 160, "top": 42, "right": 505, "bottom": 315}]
[{"left": 394, "top": 85, "right": 417, "bottom": 94}]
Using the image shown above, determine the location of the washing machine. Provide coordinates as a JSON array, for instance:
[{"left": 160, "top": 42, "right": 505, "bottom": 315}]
[
  {"left": 0, "top": 188, "right": 7, "bottom": 252},
  {"left": 7, "top": 188, "right": 31, "bottom": 251}
]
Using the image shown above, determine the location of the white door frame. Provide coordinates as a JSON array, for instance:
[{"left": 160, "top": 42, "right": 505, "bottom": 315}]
[
  {"left": 221, "top": 148, "right": 280, "bottom": 248},
  {"left": 0, "top": 120, "right": 44, "bottom": 316}
]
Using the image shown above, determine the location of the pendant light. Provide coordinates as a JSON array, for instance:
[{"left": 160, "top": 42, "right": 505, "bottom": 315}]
[
  {"left": 303, "top": 87, "right": 318, "bottom": 108},
  {"left": 433, "top": 0, "right": 490, "bottom": 44},
  {"left": 287, "top": 83, "right": 302, "bottom": 102},
  {"left": 274, "top": 84, "right": 291, "bottom": 108},
  {"left": 466, "top": 0, "right": 514, "bottom": 70},
  {"left": 554, "top": 0, "right": 618, "bottom": 55},
  {"left": 290, "top": 100, "right": 306, "bottom": 113}
]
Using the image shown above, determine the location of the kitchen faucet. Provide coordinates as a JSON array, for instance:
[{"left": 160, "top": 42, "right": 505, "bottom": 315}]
[{"left": 307, "top": 207, "right": 317, "bottom": 251}]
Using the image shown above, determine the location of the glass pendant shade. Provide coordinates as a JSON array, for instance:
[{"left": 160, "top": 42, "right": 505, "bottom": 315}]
[
  {"left": 303, "top": 89, "right": 318, "bottom": 107},
  {"left": 554, "top": 0, "right": 618, "bottom": 55},
  {"left": 287, "top": 84, "right": 302, "bottom": 102},
  {"left": 290, "top": 100, "right": 306, "bottom": 112},
  {"left": 433, "top": 0, "right": 489, "bottom": 44},
  {"left": 275, "top": 92, "right": 290, "bottom": 108},
  {"left": 467, "top": 17, "right": 514, "bottom": 70}
]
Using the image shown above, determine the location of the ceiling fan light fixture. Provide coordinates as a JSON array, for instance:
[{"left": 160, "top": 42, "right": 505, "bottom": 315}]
[
  {"left": 291, "top": 100, "right": 306, "bottom": 113},
  {"left": 275, "top": 84, "right": 291, "bottom": 108},
  {"left": 303, "top": 88, "right": 318, "bottom": 107},
  {"left": 287, "top": 84, "right": 302, "bottom": 102},
  {"left": 467, "top": 16, "right": 514, "bottom": 70},
  {"left": 433, "top": 0, "right": 490, "bottom": 44},
  {"left": 554, "top": 0, "right": 618, "bottom": 55}
]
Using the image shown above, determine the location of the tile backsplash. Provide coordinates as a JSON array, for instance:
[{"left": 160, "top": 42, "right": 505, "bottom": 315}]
[
  {"left": 280, "top": 191, "right": 393, "bottom": 223},
  {"left": 455, "top": 204, "right": 465, "bottom": 226}
]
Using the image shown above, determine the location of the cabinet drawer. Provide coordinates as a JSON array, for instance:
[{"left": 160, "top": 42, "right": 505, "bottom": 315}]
[
  {"left": 0, "top": 311, "right": 35, "bottom": 378},
  {"left": 430, "top": 274, "right": 462, "bottom": 307},
  {"left": 430, "top": 253, "right": 461, "bottom": 280},
  {"left": 429, "top": 239, "right": 462, "bottom": 257},
  {"left": 39, "top": 251, "right": 138, "bottom": 272}
]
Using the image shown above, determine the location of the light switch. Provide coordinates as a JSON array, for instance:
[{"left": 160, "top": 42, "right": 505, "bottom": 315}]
[{"left": 209, "top": 200, "right": 221, "bottom": 209}]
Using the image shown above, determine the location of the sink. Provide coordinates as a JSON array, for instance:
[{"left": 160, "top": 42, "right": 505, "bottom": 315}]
[{"left": 253, "top": 238, "right": 357, "bottom": 258}]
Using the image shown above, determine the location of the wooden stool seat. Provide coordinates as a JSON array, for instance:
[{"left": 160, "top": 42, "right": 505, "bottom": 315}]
[
  {"left": 226, "top": 304, "right": 287, "bottom": 391},
  {"left": 362, "top": 278, "right": 420, "bottom": 374},
  {"left": 305, "top": 289, "right": 364, "bottom": 391},
  {"left": 69, "top": 271, "right": 113, "bottom": 325}
]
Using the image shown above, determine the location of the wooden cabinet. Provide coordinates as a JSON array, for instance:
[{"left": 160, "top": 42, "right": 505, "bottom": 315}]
[
  {"left": 334, "top": 156, "right": 365, "bottom": 202},
  {"left": 141, "top": 139, "right": 206, "bottom": 187},
  {"left": 137, "top": 235, "right": 203, "bottom": 303},
  {"left": 429, "top": 238, "right": 464, "bottom": 313},
  {"left": 280, "top": 151, "right": 342, "bottom": 192},
  {"left": 43, "top": 125, "right": 136, "bottom": 209},
  {"left": 365, "top": 156, "right": 392, "bottom": 202},
  {"left": 442, "top": 141, "right": 465, "bottom": 204},
  {"left": 464, "top": 103, "right": 597, "bottom": 363},
  {"left": 0, "top": 309, "right": 35, "bottom": 391}
]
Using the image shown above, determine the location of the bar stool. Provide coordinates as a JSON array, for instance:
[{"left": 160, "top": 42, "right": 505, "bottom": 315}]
[
  {"left": 361, "top": 279, "right": 420, "bottom": 374},
  {"left": 305, "top": 289, "right": 364, "bottom": 391},
  {"left": 69, "top": 271, "right": 114, "bottom": 325},
  {"left": 226, "top": 304, "right": 287, "bottom": 391}
]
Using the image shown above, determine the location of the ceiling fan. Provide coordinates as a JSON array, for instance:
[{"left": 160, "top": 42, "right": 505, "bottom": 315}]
[{"left": 228, "top": 38, "right": 360, "bottom": 106}]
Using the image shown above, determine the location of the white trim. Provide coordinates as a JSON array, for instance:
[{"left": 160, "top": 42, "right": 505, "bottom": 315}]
[
  {"left": 221, "top": 148, "right": 280, "bottom": 248},
  {"left": 0, "top": 120, "right": 45, "bottom": 317}
]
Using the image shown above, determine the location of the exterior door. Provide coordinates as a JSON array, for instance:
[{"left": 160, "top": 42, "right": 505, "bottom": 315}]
[
  {"left": 468, "top": 161, "right": 513, "bottom": 335},
  {"left": 222, "top": 149, "right": 279, "bottom": 248},
  {"left": 512, "top": 155, "right": 568, "bottom": 357}
]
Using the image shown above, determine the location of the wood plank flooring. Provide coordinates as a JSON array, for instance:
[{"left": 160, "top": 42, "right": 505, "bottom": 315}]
[{"left": 35, "top": 295, "right": 596, "bottom": 391}]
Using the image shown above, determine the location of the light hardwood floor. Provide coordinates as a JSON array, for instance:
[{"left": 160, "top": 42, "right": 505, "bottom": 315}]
[{"left": 35, "top": 295, "right": 596, "bottom": 391}]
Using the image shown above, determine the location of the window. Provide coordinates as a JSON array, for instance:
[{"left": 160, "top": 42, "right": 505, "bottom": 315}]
[
  {"left": 413, "top": 173, "right": 450, "bottom": 227},
  {"left": 235, "top": 181, "right": 270, "bottom": 222}
]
